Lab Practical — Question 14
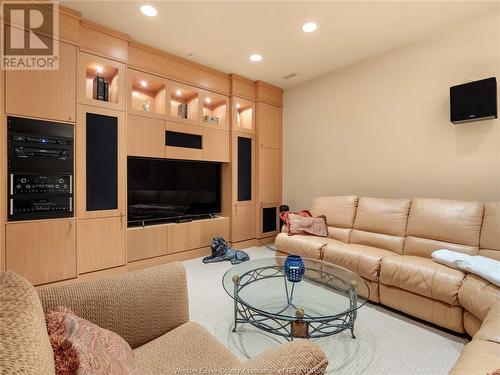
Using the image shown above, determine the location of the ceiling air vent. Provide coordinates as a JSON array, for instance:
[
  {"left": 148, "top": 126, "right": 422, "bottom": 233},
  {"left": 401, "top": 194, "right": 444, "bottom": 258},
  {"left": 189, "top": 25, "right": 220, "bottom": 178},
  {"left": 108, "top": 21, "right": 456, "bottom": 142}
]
[{"left": 282, "top": 73, "right": 298, "bottom": 80}]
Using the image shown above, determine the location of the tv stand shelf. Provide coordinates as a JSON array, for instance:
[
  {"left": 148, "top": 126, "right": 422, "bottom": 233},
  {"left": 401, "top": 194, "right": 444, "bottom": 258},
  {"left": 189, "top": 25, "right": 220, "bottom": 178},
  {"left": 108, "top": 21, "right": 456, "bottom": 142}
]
[{"left": 127, "top": 216, "right": 228, "bottom": 264}]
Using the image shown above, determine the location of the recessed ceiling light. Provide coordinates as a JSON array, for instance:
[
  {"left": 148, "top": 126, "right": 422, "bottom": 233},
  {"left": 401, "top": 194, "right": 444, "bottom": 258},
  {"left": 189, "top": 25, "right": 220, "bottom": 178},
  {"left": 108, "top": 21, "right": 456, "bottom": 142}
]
[
  {"left": 140, "top": 4, "right": 158, "bottom": 17},
  {"left": 250, "top": 54, "right": 262, "bottom": 62},
  {"left": 140, "top": 80, "right": 147, "bottom": 88},
  {"left": 236, "top": 103, "right": 241, "bottom": 109},
  {"left": 95, "top": 66, "right": 103, "bottom": 74},
  {"left": 175, "top": 89, "right": 182, "bottom": 97},
  {"left": 302, "top": 22, "right": 317, "bottom": 33},
  {"left": 205, "top": 97, "right": 211, "bottom": 104}
]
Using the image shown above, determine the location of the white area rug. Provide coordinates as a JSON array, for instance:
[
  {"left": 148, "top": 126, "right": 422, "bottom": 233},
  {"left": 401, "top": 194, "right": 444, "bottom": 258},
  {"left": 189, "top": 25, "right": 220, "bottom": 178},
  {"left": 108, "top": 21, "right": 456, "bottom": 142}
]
[{"left": 183, "top": 246, "right": 467, "bottom": 375}]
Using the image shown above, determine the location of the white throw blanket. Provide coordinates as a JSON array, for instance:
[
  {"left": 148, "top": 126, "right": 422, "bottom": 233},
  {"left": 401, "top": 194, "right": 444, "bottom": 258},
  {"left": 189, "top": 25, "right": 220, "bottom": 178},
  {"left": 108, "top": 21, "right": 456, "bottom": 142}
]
[{"left": 432, "top": 249, "right": 500, "bottom": 288}]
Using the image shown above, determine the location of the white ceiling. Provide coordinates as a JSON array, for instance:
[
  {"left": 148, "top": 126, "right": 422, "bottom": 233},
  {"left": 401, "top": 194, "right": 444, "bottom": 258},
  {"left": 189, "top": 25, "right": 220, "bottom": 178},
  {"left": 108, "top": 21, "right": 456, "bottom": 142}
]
[{"left": 61, "top": 1, "right": 499, "bottom": 88}]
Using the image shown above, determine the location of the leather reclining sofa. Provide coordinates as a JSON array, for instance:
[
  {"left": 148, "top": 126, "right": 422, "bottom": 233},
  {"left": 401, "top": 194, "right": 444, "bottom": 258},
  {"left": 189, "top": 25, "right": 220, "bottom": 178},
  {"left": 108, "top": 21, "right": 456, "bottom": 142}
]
[{"left": 276, "top": 196, "right": 500, "bottom": 374}]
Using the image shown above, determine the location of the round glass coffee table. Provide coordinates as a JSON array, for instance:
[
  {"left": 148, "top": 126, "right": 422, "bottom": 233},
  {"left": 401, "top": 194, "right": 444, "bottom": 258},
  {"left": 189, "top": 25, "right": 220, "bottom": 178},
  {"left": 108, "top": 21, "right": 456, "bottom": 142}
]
[{"left": 222, "top": 257, "right": 369, "bottom": 341}]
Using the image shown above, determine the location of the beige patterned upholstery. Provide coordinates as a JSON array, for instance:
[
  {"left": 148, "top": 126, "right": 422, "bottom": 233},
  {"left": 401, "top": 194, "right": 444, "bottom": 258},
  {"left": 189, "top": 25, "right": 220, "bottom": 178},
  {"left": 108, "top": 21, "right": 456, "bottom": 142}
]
[
  {"left": 1, "top": 262, "right": 327, "bottom": 374},
  {"left": 134, "top": 321, "right": 240, "bottom": 373},
  {"left": 38, "top": 262, "right": 190, "bottom": 349},
  {"left": 0, "top": 271, "right": 55, "bottom": 375}
]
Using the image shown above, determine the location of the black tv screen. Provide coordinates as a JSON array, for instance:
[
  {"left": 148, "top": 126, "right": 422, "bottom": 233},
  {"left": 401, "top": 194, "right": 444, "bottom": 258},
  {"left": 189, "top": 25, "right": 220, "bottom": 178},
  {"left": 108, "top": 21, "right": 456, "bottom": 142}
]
[
  {"left": 450, "top": 77, "right": 497, "bottom": 124},
  {"left": 127, "top": 157, "right": 221, "bottom": 224}
]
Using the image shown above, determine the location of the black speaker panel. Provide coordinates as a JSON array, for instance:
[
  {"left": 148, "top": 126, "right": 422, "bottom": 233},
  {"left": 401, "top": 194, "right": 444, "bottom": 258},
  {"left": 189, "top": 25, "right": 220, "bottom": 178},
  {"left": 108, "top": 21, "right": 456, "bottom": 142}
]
[
  {"left": 86, "top": 113, "right": 118, "bottom": 211},
  {"left": 262, "top": 207, "right": 277, "bottom": 233},
  {"left": 165, "top": 131, "right": 202, "bottom": 149},
  {"left": 237, "top": 136, "right": 252, "bottom": 201}
]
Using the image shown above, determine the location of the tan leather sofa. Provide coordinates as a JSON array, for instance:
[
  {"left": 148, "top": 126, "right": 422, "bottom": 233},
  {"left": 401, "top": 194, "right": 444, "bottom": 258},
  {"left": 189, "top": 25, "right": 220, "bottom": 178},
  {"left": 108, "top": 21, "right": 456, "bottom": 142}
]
[
  {"left": 0, "top": 262, "right": 328, "bottom": 375},
  {"left": 276, "top": 196, "right": 500, "bottom": 374}
]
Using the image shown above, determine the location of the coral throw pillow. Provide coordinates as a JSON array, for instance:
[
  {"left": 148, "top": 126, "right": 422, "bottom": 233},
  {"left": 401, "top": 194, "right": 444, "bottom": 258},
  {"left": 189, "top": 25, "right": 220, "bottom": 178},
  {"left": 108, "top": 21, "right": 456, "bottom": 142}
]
[
  {"left": 288, "top": 213, "right": 328, "bottom": 237},
  {"left": 280, "top": 210, "right": 312, "bottom": 231},
  {"left": 46, "top": 307, "right": 139, "bottom": 375}
]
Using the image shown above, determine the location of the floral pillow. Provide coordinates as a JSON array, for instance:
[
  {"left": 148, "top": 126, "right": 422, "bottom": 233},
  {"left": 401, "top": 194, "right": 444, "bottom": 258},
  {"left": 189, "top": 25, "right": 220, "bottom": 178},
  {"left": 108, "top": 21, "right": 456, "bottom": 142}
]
[{"left": 45, "top": 307, "right": 139, "bottom": 375}]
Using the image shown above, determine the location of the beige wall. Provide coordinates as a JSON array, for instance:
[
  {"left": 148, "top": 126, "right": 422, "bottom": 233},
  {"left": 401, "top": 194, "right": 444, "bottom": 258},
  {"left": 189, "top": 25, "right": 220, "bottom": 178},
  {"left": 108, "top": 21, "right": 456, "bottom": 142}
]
[{"left": 283, "top": 12, "right": 500, "bottom": 210}]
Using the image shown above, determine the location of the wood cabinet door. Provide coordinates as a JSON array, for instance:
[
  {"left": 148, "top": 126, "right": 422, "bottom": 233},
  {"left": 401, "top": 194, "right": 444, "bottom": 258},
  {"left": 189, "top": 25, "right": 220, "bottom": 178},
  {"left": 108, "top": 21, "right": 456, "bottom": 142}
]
[
  {"left": 5, "top": 42, "right": 77, "bottom": 123},
  {"left": 77, "top": 105, "right": 126, "bottom": 219},
  {"left": 232, "top": 204, "right": 256, "bottom": 242},
  {"left": 127, "top": 225, "right": 168, "bottom": 262},
  {"left": 201, "top": 217, "right": 229, "bottom": 246},
  {"left": 127, "top": 115, "right": 165, "bottom": 158},
  {"left": 6, "top": 219, "right": 77, "bottom": 285},
  {"left": 203, "top": 127, "right": 229, "bottom": 162},
  {"left": 78, "top": 216, "right": 126, "bottom": 274},
  {"left": 167, "top": 221, "right": 202, "bottom": 254},
  {"left": 257, "top": 102, "right": 281, "bottom": 150},
  {"left": 257, "top": 148, "right": 281, "bottom": 204}
]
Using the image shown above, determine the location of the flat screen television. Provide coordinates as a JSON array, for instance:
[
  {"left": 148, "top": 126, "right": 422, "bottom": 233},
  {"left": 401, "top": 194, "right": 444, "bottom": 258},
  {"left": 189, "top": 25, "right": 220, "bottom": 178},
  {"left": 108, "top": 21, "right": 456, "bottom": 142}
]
[
  {"left": 450, "top": 77, "right": 497, "bottom": 124},
  {"left": 127, "top": 157, "right": 221, "bottom": 225}
]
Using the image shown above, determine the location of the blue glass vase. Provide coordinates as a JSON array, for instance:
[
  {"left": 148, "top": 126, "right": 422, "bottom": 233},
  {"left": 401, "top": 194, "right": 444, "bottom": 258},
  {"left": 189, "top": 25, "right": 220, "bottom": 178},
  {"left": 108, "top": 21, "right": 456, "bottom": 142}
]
[{"left": 284, "top": 255, "right": 305, "bottom": 282}]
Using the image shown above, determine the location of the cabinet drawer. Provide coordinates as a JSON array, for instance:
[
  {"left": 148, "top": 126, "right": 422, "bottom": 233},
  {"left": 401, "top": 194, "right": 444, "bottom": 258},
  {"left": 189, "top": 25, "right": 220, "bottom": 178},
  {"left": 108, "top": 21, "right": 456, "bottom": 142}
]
[
  {"left": 168, "top": 221, "right": 202, "bottom": 253},
  {"left": 6, "top": 219, "right": 77, "bottom": 285},
  {"left": 127, "top": 225, "right": 168, "bottom": 262}
]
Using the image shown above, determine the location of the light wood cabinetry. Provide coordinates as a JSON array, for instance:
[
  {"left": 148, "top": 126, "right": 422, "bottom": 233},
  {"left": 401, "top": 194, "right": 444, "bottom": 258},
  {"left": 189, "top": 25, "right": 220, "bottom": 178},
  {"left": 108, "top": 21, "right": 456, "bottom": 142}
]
[
  {"left": 165, "top": 121, "right": 203, "bottom": 160},
  {"left": 78, "top": 52, "right": 126, "bottom": 111},
  {"left": 232, "top": 204, "right": 256, "bottom": 242},
  {"left": 5, "top": 219, "right": 77, "bottom": 285},
  {"left": 127, "top": 69, "right": 167, "bottom": 119},
  {"left": 127, "top": 115, "right": 165, "bottom": 158},
  {"left": 168, "top": 221, "right": 202, "bottom": 254},
  {"left": 5, "top": 42, "right": 77, "bottom": 122},
  {"left": 203, "top": 128, "right": 230, "bottom": 162},
  {"left": 257, "top": 102, "right": 281, "bottom": 149},
  {"left": 257, "top": 147, "right": 282, "bottom": 204},
  {"left": 233, "top": 98, "right": 255, "bottom": 133},
  {"left": 78, "top": 216, "right": 126, "bottom": 274},
  {"left": 79, "top": 22, "right": 128, "bottom": 63},
  {"left": 201, "top": 217, "right": 230, "bottom": 246},
  {"left": 127, "top": 225, "right": 168, "bottom": 262},
  {"left": 76, "top": 105, "right": 126, "bottom": 219}
]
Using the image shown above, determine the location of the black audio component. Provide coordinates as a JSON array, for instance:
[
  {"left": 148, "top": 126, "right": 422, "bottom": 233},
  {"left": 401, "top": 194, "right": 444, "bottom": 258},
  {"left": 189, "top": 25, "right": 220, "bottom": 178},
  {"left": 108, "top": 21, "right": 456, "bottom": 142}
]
[
  {"left": 11, "top": 174, "right": 72, "bottom": 194},
  {"left": 7, "top": 116, "right": 74, "bottom": 221},
  {"left": 10, "top": 197, "right": 72, "bottom": 221},
  {"left": 93, "top": 76, "right": 109, "bottom": 101}
]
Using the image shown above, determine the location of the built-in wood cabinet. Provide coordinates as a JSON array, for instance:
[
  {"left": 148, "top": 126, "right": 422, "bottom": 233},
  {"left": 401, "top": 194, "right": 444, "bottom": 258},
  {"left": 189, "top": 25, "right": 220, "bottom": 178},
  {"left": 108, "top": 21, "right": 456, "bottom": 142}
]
[
  {"left": 127, "top": 225, "right": 168, "bottom": 262},
  {"left": 127, "top": 115, "right": 165, "bottom": 158},
  {"left": 78, "top": 52, "right": 126, "bottom": 111},
  {"left": 201, "top": 217, "right": 230, "bottom": 246},
  {"left": 78, "top": 216, "right": 126, "bottom": 274},
  {"left": 257, "top": 102, "right": 281, "bottom": 149},
  {"left": 232, "top": 204, "right": 256, "bottom": 242},
  {"left": 257, "top": 147, "right": 282, "bottom": 204},
  {"left": 168, "top": 221, "right": 203, "bottom": 254},
  {"left": 5, "top": 42, "right": 77, "bottom": 122},
  {"left": 5, "top": 219, "right": 77, "bottom": 285},
  {"left": 76, "top": 105, "right": 126, "bottom": 219},
  {"left": 203, "top": 128, "right": 230, "bottom": 162}
]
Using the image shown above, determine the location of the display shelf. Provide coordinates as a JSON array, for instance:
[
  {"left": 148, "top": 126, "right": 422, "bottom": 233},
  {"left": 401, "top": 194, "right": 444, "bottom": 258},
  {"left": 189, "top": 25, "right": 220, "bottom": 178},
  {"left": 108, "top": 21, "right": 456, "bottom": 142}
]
[
  {"left": 169, "top": 84, "right": 200, "bottom": 123},
  {"left": 78, "top": 52, "right": 126, "bottom": 111},
  {"left": 128, "top": 70, "right": 167, "bottom": 117},
  {"left": 233, "top": 97, "right": 255, "bottom": 133},
  {"left": 201, "top": 93, "right": 228, "bottom": 129}
]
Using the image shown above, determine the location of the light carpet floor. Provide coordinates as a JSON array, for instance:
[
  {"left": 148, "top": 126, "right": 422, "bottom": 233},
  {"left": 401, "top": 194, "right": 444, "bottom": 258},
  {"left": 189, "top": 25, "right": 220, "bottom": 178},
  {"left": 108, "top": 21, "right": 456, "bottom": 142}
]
[{"left": 183, "top": 246, "right": 467, "bottom": 375}]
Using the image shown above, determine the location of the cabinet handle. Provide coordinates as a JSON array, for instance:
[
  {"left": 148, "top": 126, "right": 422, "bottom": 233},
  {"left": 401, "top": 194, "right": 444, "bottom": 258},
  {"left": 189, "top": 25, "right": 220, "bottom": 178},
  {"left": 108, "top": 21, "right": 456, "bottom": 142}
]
[{"left": 68, "top": 116, "right": 73, "bottom": 121}]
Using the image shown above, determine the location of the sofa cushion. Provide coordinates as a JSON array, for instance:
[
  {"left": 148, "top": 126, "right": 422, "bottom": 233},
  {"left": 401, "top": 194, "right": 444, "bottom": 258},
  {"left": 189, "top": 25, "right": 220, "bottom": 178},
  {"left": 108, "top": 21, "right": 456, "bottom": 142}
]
[
  {"left": 310, "top": 196, "right": 358, "bottom": 242},
  {"left": 275, "top": 232, "right": 330, "bottom": 260},
  {"left": 475, "top": 302, "right": 500, "bottom": 344},
  {"left": 380, "top": 255, "right": 465, "bottom": 305},
  {"left": 480, "top": 202, "right": 500, "bottom": 260},
  {"left": 404, "top": 198, "right": 483, "bottom": 258},
  {"left": 134, "top": 322, "right": 239, "bottom": 373},
  {"left": 0, "top": 271, "right": 55, "bottom": 375},
  {"left": 448, "top": 340, "right": 500, "bottom": 375},
  {"left": 350, "top": 197, "right": 411, "bottom": 253},
  {"left": 458, "top": 274, "right": 500, "bottom": 321},
  {"left": 323, "top": 242, "right": 396, "bottom": 281}
]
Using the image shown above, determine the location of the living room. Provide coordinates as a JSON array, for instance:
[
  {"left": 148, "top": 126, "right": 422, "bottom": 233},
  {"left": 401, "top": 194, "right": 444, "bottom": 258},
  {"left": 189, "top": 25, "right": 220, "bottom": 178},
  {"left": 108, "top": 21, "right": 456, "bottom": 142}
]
[{"left": 0, "top": 1, "right": 499, "bottom": 374}]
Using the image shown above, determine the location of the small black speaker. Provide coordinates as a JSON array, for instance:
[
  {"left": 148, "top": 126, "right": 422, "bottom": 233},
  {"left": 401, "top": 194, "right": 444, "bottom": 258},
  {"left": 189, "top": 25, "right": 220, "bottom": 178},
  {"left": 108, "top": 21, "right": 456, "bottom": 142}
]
[{"left": 279, "top": 205, "right": 289, "bottom": 228}]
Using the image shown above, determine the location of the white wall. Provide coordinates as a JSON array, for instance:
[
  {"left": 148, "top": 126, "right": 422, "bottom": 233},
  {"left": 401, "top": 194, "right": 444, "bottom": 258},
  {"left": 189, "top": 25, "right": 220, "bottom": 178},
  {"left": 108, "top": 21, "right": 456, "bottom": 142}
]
[{"left": 283, "top": 12, "right": 500, "bottom": 210}]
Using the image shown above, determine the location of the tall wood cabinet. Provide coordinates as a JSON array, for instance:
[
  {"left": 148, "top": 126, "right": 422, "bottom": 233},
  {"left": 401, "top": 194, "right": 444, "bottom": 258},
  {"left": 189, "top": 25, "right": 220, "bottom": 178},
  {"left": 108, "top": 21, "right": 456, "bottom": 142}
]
[{"left": 5, "top": 42, "right": 77, "bottom": 123}]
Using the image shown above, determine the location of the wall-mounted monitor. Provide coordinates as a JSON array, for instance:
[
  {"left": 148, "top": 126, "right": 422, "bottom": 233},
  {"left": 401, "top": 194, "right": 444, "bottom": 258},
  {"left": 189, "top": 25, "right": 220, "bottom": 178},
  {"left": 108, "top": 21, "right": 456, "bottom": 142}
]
[{"left": 450, "top": 77, "right": 497, "bottom": 124}]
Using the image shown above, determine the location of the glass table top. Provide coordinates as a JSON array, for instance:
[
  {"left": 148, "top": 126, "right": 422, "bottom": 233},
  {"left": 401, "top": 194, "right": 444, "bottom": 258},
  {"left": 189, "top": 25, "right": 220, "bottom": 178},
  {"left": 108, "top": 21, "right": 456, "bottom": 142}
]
[{"left": 222, "top": 257, "right": 369, "bottom": 321}]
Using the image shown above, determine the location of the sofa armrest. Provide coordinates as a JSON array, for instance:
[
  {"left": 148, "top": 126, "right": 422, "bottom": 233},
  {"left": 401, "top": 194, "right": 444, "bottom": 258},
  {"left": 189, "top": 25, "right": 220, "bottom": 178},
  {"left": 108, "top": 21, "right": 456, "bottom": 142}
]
[
  {"left": 232, "top": 340, "right": 328, "bottom": 374},
  {"left": 475, "top": 301, "right": 500, "bottom": 344},
  {"left": 38, "top": 262, "right": 189, "bottom": 349}
]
